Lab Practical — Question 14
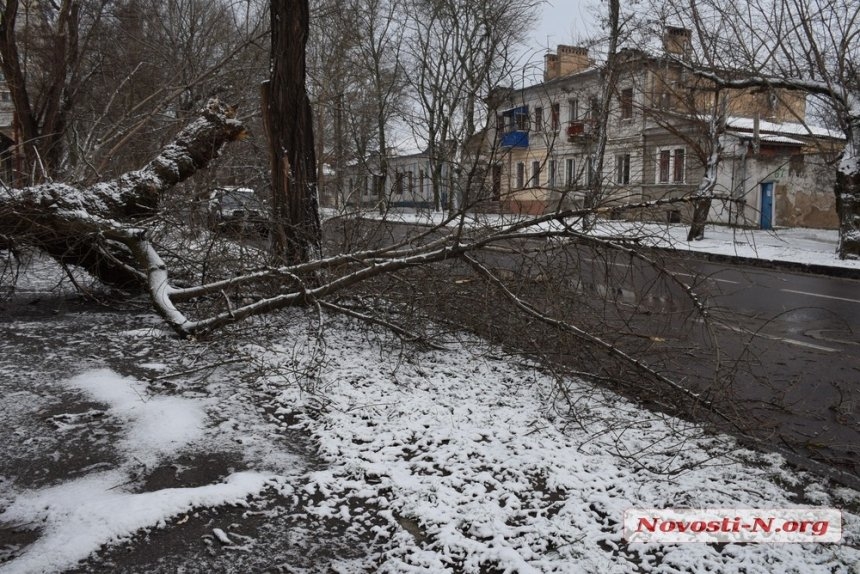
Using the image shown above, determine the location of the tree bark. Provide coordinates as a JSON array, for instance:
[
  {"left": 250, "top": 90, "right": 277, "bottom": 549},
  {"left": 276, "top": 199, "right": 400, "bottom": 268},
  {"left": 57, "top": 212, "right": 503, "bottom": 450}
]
[
  {"left": 835, "top": 171, "right": 860, "bottom": 259},
  {"left": 264, "top": 0, "right": 322, "bottom": 266},
  {"left": 687, "top": 92, "right": 727, "bottom": 241}
]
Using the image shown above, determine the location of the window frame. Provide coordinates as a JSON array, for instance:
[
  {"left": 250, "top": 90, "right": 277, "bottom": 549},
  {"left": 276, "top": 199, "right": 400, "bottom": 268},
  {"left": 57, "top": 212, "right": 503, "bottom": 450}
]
[
  {"left": 615, "top": 153, "right": 631, "bottom": 184},
  {"left": 620, "top": 88, "right": 634, "bottom": 120},
  {"left": 568, "top": 98, "right": 579, "bottom": 122},
  {"left": 672, "top": 148, "right": 685, "bottom": 183},
  {"left": 658, "top": 149, "right": 671, "bottom": 183},
  {"left": 565, "top": 158, "right": 575, "bottom": 187},
  {"left": 655, "top": 146, "right": 687, "bottom": 184}
]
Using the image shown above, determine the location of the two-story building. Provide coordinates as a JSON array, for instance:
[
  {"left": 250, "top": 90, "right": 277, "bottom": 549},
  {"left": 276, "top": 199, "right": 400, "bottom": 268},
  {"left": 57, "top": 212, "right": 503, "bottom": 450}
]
[
  {"left": 484, "top": 27, "right": 843, "bottom": 229},
  {"left": 340, "top": 147, "right": 456, "bottom": 212}
]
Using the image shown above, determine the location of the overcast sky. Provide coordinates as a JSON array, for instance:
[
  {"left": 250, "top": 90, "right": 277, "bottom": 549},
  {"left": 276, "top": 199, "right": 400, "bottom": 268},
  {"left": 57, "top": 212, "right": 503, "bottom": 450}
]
[
  {"left": 532, "top": 0, "right": 597, "bottom": 52},
  {"left": 518, "top": 0, "right": 599, "bottom": 82}
]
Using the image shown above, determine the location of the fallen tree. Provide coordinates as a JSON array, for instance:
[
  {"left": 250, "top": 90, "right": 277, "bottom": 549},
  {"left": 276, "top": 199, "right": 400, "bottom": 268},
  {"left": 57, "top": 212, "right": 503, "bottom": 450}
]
[
  {"left": 2, "top": 94, "right": 830, "bottom": 486},
  {"left": 0, "top": 99, "right": 248, "bottom": 289},
  {"left": 1, "top": 99, "right": 704, "bottom": 341}
]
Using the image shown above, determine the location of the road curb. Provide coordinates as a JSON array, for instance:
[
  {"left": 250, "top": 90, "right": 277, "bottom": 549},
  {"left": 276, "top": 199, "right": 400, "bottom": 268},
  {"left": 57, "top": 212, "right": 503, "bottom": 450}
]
[{"left": 651, "top": 247, "right": 860, "bottom": 280}]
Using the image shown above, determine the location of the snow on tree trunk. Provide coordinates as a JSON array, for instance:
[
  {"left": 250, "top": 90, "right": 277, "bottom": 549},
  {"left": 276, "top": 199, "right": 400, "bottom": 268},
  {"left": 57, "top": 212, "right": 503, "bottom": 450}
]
[
  {"left": 0, "top": 100, "right": 246, "bottom": 289},
  {"left": 836, "top": 102, "right": 860, "bottom": 260},
  {"left": 687, "top": 95, "right": 727, "bottom": 242}
]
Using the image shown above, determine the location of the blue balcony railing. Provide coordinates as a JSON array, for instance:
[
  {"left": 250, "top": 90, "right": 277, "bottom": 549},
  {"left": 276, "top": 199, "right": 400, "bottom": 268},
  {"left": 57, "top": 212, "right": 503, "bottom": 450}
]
[{"left": 500, "top": 130, "right": 529, "bottom": 148}]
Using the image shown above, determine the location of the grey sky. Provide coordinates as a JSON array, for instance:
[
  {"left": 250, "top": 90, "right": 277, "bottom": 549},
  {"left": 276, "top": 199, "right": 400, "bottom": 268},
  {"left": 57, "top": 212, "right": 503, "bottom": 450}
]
[{"left": 532, "top": 1, "right": 596, "bottom": 53}]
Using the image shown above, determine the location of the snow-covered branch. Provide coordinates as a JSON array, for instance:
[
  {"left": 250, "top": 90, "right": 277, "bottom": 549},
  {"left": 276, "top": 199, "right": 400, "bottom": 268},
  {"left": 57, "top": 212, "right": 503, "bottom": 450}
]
[{"left": 0, "top": 99, "right": 247, "bottom": 288}]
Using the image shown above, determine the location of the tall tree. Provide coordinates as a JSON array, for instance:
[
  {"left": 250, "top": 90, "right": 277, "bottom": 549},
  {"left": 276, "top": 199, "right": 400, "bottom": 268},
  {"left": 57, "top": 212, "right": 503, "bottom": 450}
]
[
  {"left": 584, "top": 0, "right": 620, "bottom": 228},
  {"left": 406, "top": 0, "right": 537, "bottom": 211},
  {"left": 264, "top": 0, "right": 322, "bottom": 265},
  {"left": 0, "top": 0, "right": 95, "bottom": 183}
]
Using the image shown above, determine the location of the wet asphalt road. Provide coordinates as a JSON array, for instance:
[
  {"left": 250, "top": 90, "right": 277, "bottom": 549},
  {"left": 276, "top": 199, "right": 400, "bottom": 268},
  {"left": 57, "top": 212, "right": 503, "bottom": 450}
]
[{"left": 564, "top": 248, "right": 860, "bottom": 487}]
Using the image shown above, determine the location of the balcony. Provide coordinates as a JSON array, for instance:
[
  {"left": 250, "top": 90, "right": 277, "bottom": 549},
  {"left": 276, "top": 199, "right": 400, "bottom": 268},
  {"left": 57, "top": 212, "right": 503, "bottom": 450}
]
[
  {"left": 498, "top": 105, "right": 529, "bottom": 148},
  {"left": 567, "top": 120, "right": 596, "bottom": 141},
  {"left": 500, "top": 130, "right": 529, "bottom": 148}
]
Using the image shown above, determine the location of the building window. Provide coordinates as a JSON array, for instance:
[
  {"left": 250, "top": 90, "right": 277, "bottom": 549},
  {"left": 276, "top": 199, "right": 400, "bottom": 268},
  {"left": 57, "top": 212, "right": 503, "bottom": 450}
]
[
  {"left": 394, "top": 172, "right": 404, "bottom": 194},
  {"left": 658, "top": 150, "right": 671, "bottom": 183},
  {"left": 586, "top": 157, "right": 594, "bottom": 187},
  {"left": 589, "top": 96, "right": 600, "bottom": 119},
  {"left": 492, "top": 164, "right": 502, "bottom": 200},
  {"left": 534, "top": 106, "right": 543, "bottom": 131},
  {"left": 549, "top": 159, "right": 557, "bottom": 188},
  {"left": 656, "top": 147, "right": 686, "bottom": 184},
  {"left": 673, "top": 149, "right": 685, "bottom": 183},
  {"left": 620, "top": 88, "right": 634, "bottom": 119},
  {"left": 568, "top": 99, "right": 578, "bottom": 122},
  {"left": 565, "top": 158, "right": 575, "bottom": 187},
  {"left": 516, "top": 162, "right": 525, "bottom": 188},
  {"left": 531, "top": 160, "right": 541, "bottom": 186},
  {"left": 407, "top": 170, "right": 414, "bottom": 193},
  {"left": 515, "top": 110, "right": 529, "bottom": 131},
  {"left": 616, "top": 154, "right": 631, "bottom": 184},
  {"left": 551, "top": 103, "right": 560, "bottom": 131}
]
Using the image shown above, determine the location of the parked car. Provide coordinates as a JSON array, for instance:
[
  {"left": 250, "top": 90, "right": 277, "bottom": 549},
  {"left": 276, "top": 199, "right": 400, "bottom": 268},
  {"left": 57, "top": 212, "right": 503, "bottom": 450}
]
[{"left": 208, "top": 187, "right": 268, "bottom": 235}]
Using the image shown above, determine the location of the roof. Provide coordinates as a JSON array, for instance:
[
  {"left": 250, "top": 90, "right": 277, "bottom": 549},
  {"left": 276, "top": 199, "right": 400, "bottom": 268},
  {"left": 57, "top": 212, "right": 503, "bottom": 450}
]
[
  {"left": 726, "top": 117, "right": 843, "bottom": 140},
  {"left": 727, "top": 131, "right": 804, "bottom": 145}
]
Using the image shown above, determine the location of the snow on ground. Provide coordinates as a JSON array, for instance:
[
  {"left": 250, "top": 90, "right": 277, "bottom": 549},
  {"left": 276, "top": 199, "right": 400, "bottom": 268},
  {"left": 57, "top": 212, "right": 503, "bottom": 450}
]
[
  {"left": 339, "top": 208, "right": 860, "bottom": 271},
  {"left": 0, "top": 367, "right": 280, "bottom": 574},
  {"left": 2, "top": 241, "right": 858, "bottom": 571},
  {"left": 255, "top": 318, "right": 859, "bottom": 573},
  {"left": 65, "top": 369, "right": 208, "bottom": 467},
  {"left": 0, "top": 470, "right": 271, "bottom": 574}
]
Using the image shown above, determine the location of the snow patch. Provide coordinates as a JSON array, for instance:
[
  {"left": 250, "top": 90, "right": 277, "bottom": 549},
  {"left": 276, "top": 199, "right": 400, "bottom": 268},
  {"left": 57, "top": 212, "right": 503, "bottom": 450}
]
[
  {"left": 0, "top": 470, "right": 272, "bottom": 574},
  {"left": 65, "top": 369, "right": 208, "bottom": 466}
]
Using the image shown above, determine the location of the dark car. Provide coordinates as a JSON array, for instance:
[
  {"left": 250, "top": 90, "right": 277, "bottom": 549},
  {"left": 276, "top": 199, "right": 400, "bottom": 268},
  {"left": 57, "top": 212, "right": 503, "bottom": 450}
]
[{"left": 208, "top": 188, "right": 268, "bottom": 235}]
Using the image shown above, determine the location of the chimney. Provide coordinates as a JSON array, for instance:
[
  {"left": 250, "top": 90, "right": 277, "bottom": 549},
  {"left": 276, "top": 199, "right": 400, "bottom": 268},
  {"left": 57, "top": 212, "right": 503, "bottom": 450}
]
[
  {"left": 662, "top": 26, "right": 691, "bottom": 57},
  {"left": 544, "top": 53, "right": 559, "bottom": 82},
  {"left": 557, "top": 45, "right": 591, "bottom": 76},
  {"left": 544, "top": 46, "right": 591, "bottom": 82}
]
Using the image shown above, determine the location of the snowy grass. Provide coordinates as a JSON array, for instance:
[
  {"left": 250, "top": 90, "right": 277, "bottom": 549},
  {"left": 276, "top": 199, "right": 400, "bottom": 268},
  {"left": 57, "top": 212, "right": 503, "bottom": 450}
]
[
  {"left": 0, "top": 470, "right": 272, "bottom": 574},
  {"left": 2, "top": 307, "right": 857, "bottom": 572},
  {"left": 256, "top": 318, "right": 859, "bottom": 573}
]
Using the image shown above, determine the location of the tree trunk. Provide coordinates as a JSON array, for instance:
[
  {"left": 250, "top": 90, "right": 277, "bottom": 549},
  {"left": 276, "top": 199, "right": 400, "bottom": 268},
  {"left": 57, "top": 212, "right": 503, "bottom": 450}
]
[
  {"left": 264, "top": 0, "right": 322, "bottom": 266},
  {"left": 835, "top": 110, "right": 860, "bottom": 259},
  {"left": 0, "top": 0, "right": 81, "bottom": 183},
  {"left": 687, "top": 92, "right": 727, "bottom": 241},
  {"left": 836, "top": 171, "right": 860, "bottom": 259}
]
